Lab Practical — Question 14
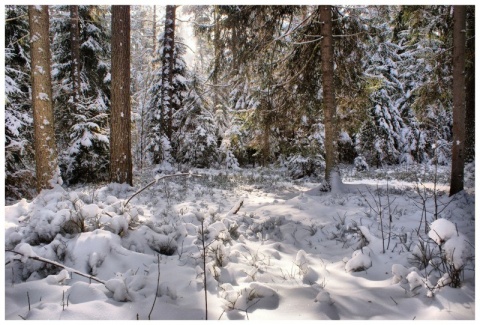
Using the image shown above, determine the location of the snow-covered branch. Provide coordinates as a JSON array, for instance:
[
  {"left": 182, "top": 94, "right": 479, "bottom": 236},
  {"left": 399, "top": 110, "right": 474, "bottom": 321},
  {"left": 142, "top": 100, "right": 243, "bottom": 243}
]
[
  {"left": 124, "top": 172, "right": 202, "bottom": 206},
  {"left": 6, "top": 249, "right": 106, "bottom": 284}
]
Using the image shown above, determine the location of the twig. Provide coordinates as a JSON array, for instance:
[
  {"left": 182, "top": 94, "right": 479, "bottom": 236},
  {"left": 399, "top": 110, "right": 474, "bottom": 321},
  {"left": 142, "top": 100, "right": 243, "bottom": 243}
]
[
  {"left": 201, "top": 220, "right": 208, "bottom": 320},
  {"left": 229, "top": 199, "right": 244, "bottom": 215},
  {"left": 148, "top": 254, "right": 161, "bottom": 320},
  {"left": 6, "top": 250, "right": 105, "bottom": 284},
  {"left": 239, "top": 298, "right": 262, "bottom": 320},
  {"left": 6, "top": 14, "right": 28, "bottom": 22},
  {"left": 390, "top": 296, "right": 398, "bottom": 305},
  {"left": 124, "top": 173, "right": 201, "bottom": 206}
]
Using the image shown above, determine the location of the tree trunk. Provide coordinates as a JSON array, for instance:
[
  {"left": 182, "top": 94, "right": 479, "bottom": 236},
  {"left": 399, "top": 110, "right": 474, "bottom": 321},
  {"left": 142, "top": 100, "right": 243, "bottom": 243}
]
[
  {"left": 450, "top": 5, "right": 467, "bottom": 196},
  {"left": 162, "top": 5, "right": 176, "bottom": 142},
  {"left": 153, "top": 5, "right": 157, "bottom": 54},
  {"left": 213, "top": 5, "right": 220, "bottom": 110},
  {"left": 28, "top": 5, "right": 60, "bottom": 193},
  {"left": 110, "top": 5, "right": 132, "bottom": 185},
  {"left": 464, "top": 6, "right": 475, "bottom": 163},
  {"left": 70, "top": 5, "right": 81, "bottom": 106},
  {"left": 320, "top": 5, "right": 338, "bottom": 189}
]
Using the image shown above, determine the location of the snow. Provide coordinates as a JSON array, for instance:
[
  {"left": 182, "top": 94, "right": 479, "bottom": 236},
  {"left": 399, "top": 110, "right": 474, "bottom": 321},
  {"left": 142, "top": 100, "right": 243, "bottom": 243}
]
[
  {"left": 14, "top": 243, "right": 37, "bottom": 263},
  {"left": 38, "top": 92, "right": 50, "bottom": 101},
  {"left": 46, "top": 269, "right": 70, "bottom": 285},
  {"left": 443, "top": 234, "right": 468, "bottom": 269},
  {"left": 4, "top": 166, "right": 475, "bottom": 320},
  {"left": 344, "top": 247, "right": 372, "bottom": 272},
  {"left": 428, "top": 218, "right": 457, "bottom": 245}
]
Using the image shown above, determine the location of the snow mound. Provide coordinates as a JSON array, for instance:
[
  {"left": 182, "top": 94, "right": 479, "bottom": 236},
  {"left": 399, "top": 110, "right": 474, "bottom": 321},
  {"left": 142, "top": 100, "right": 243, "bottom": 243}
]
[
  {"left": 314, "top": 290, "right": 332, "bottom": 304},
  {"left": 295, "top": 249, "right": 309, "bottom": 273},
  {"left": 345, "top": 248, "right": 372, "bottom": 272},
  {"left": 443, "top": 233, "right": 469, "bottom": 269},
  {"left": 406, "top": 271, "right": 424, "bottom": 291},
  {"left": 14, "top": 243, "right": 37, "bottom": 263},
  {"left": 105, "top": 277, "right": 130, "bottom": 302},
  {"left": 428, "top": 218, "right": 456, "bottom": 245},
  {"left": 67, "top": 282, "right": 108, "bottom": 304},
  {"left": 220, "top": 282, "right": 280, "bottom": 314},
  {"left": 45, "top": 269, "right": 70, "bottom": 285},
  {"left": 391, "top": 264, "right": 418, "bottom": 284},
  {"left": 80, "top": 204, "right": 101, "bottom": 219},
  {"left": 428, "top": 218, "right": 470, "bottom": 269}
]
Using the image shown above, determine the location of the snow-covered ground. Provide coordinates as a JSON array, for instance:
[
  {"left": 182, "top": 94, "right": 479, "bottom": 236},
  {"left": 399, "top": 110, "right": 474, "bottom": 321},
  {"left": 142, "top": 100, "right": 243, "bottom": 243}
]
[{"left": 3, "top": 164, "right": 475, "bottom": 320}]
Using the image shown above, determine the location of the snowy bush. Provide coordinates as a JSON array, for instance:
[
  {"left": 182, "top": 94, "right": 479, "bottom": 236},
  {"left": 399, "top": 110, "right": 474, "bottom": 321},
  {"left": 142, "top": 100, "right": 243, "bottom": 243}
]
[
  {"left": 338, "top": 131, "right": 356, "bottom": 163},
  {"left": 344, "top": 247, "right": 373, "bottom": 272},
  {"left": 407, "top": 218, "right": 471, "bottom": 292},
  {"left": 428, "top": 219, "right": 471, "bottom": 288},
  {"left": 284, "top": 122, "right": 326, "bottom": 179},
  {"left": 247, "top": 216, "right": 285, "bottom": 242},
  {"left": 286, "top": 154, "right": 324, "bottom": 180},
  {"left": 175, "top": 114, "right": 219, "bottom": 168},
  {"left": 354, "top": 156, "right": 369, "bottom": 171}
]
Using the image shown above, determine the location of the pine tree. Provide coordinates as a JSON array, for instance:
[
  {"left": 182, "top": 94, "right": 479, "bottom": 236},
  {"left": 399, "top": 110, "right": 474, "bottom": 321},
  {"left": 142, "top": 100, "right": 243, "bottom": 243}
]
[
  {"left": 320, "top": 5, "right": 338, "bottom": 187},
  {"left": 356, "top": 6, "right": 451, "bottom": 167},
  {"left": 5, "top": 5, "right": 35, "bottom": 199},
  {"left": 28, "top": 5, "right": 62, "bottom": 192},
  {"left": 397, "top": 6, "right": 454, "bottom": 165},
  {"left": 450, "top": 5, "right": 467, "bottom": 196},
  {"left": 110, "top": 5, "right": 132, "bottom": 185},
  {"left": 174, "top": 71, "right": 219, "bottom": 168},
  {"left": 146, "top": 6, "right": 188, "bottom": 167},
  {"left": 464, "top": 6, "right": 475, "bottom": 163},
  {"left": 131, "top": 5, "right": 159, "bottom": 170},
  {"left": 51, "top": 5, "right": 110, "bottom": 184}
]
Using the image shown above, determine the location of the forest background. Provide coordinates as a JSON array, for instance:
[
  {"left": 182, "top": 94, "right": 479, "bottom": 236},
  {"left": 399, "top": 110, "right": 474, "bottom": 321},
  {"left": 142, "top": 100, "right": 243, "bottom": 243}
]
[{"left": 3, "top": 4, "right": 475, "bottom": 200}]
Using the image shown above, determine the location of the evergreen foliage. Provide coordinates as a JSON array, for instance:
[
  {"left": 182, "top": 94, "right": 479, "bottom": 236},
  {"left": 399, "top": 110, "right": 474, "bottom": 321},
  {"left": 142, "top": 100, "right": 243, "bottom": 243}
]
[
  {"left": 51, "top": 5, "right": 111, "bottom": 184},
  {"left": 145, "top": 25, "right": 188, "bottom": 166},
  {"left": 4, "top": 5, "right": 472, "bottom": 198},
  {"left": 174, "top": 72, "right": 220, "bottom": 168},
  {"left": 5, "top": 5, "right": 36, "bottom": 200}
]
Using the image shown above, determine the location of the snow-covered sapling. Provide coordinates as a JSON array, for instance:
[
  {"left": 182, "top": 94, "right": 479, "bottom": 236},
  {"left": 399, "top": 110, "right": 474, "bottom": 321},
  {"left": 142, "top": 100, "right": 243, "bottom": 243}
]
[
  {"left": 428, "top": 219, "right": 471, "bottom": 288},
  {"left": 359, "top": 183, "right": 393, "bottom": 253},
  {"left": 195, "top": 213, "right": 209, "bottom": 320}
]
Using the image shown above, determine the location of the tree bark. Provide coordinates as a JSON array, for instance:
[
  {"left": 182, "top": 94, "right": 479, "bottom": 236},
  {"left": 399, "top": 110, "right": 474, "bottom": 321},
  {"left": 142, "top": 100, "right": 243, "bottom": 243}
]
[
  {"left": 110, "top": 5, "right": 132, "bottom": 185},
  {"left": 28, "top": 5, "right": 60, "bottom": 192},
  {"left": 213, "top": 5, "right": 220, "bottom": 110},
  {"left": 70, "top": 5, "right": 81, "bottom": 106},
  {"left": 464, "top": 6, "right": 475, "bottom": 163},
  {"left": 153, "top": 5, "right": 157, "bottom": 54},
  {"left": 450, "top": 5, "right": 467, "bottom": 196},
  {"left": 162, "top": 5, "right": 176, "bottom": 142},
  {"left": 320, "top": 5, "right": 338, "bottom": 188}
]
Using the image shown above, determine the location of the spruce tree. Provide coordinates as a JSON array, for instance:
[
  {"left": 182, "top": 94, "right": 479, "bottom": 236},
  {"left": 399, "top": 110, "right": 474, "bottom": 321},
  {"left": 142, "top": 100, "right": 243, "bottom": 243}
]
[
  {"left": 5, "top": 5, "right": 35, "bottom": 199},
  {"left": 146, "top": 6, "right": 188, "bottom": 167},
  {"left": 51, "top": 5, "right": 111, "bottom": 184},
  {"left": 175, "top": 71, "right": 219, "bottom": 168}
]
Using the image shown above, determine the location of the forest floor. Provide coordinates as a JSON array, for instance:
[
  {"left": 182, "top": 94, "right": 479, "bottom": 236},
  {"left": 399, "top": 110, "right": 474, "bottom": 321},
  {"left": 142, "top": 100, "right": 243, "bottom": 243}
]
[{"left": 4, "top": 163, "right": 476, "bottom": 320}]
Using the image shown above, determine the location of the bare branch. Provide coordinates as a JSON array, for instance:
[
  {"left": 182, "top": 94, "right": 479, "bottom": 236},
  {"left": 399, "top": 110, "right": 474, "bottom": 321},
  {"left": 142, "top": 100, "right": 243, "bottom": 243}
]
[
  {"left": 6, "top": 250, "right": 105, "bottom": 284},
  {"left": 125, "top": 173, "right": 201, "bottom": 206}
]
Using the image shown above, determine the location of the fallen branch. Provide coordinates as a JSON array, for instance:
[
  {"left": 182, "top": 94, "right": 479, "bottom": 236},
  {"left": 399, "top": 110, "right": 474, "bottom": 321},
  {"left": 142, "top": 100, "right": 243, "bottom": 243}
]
[
  {"left": 228, "top": 199, "right": 244, "bottom": 215},
  {"left": 124, "top": 172, "right": 202, "bottom": 206},
  {"left": 6, "top": 249, "right": 105, "bottom": 284}
]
